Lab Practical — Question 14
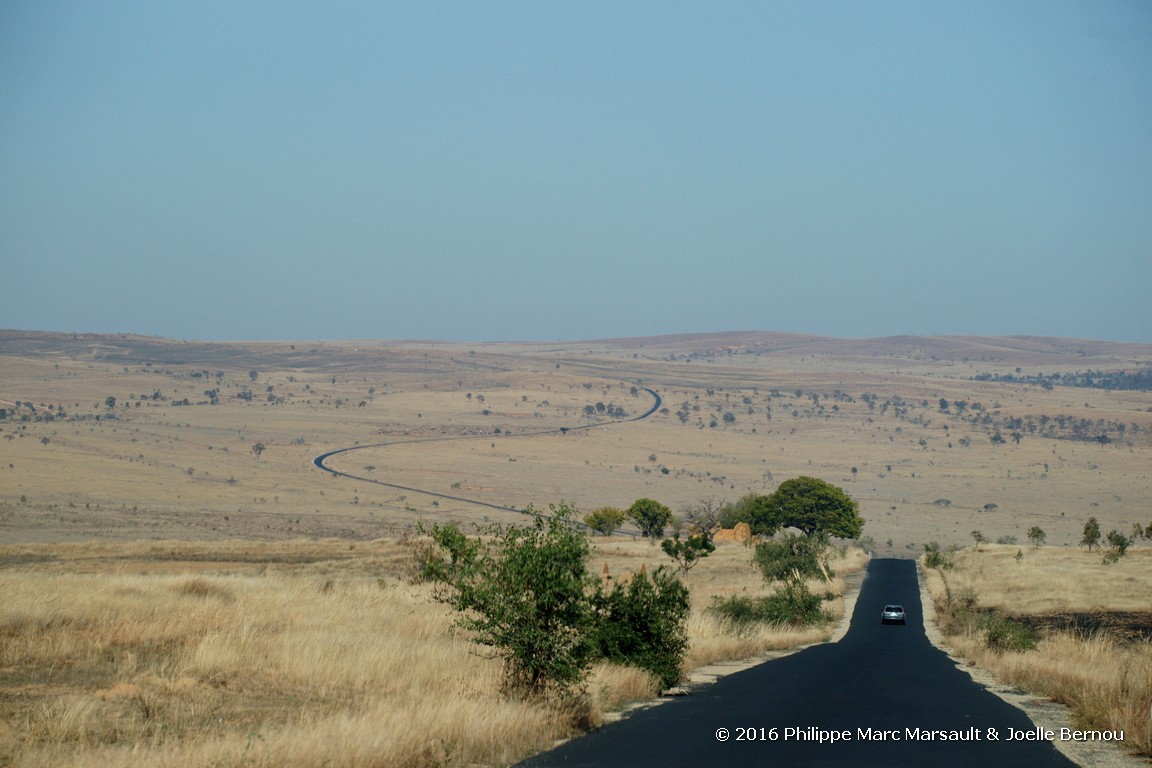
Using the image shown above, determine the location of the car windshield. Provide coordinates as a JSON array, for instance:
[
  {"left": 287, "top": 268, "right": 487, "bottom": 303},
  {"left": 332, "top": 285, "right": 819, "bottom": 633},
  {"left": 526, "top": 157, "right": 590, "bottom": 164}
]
[{"left": 885, "top": 606, "right": 902, "bottom": 612}]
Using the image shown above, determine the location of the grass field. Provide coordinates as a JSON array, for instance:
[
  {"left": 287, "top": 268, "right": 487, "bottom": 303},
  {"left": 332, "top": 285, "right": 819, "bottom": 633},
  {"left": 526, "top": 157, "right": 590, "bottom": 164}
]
[
  {"left": 4, "top": 331, "right": 1150, "bottom": 553},
  {"left": 0, "top": 536, "right": 865, "bottom": 767},
  {"left": 922, "top": 545, "right": 1152, "bottom": 759},
  {"left": 3, "top": 329, "right": 1151, "bottom": 765}
]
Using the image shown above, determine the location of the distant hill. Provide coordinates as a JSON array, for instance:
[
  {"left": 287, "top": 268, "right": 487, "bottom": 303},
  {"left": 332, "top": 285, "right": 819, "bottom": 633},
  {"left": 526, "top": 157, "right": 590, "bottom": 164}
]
[{"left": 2, "top": 329, "right": 1150, "bottom": 374}]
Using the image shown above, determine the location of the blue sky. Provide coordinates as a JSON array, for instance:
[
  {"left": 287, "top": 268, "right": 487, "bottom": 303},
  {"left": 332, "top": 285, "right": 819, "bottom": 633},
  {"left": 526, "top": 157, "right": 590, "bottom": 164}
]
[{"left": 2, "top": 1, "right": 1149, "bottom": 342}]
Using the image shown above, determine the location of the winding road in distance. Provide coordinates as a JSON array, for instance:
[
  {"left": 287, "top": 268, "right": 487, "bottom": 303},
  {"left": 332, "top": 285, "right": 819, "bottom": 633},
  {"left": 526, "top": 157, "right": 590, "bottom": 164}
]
[
  {"left": 314, "top": 385, "right": 1085, "bottom": 767},
  {"left": 311, "top": 386, "right": 662, "bottom": 516},
  {"left": 516, "top": 559, "right": 1076, "bottom": 768}
]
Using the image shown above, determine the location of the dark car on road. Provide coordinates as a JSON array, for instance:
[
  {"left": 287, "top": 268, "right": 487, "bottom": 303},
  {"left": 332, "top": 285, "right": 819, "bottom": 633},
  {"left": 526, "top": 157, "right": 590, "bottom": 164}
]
[{"left": 881, "top": 604, "right": 906, "bottom": 625}]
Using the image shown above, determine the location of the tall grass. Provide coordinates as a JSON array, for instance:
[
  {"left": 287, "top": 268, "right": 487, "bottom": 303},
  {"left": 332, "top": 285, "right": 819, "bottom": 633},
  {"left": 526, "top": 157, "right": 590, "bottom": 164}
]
[
  {"left": 1, "top": 568, "right": 565, "bottom": 767},
  {"left": 923, "top": 546, "right": 1152, "bottom": 758},
  {"left": 0, "top": 538, "right": 868, "bottom": 767}
]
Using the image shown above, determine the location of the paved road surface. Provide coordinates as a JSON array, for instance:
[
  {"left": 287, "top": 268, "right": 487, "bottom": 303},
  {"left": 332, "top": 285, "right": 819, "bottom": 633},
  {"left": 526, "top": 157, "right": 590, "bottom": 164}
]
[
  {"left": 517, "top": 559, "right": 1075, "bottom": 767},
  {"left": 312, "top": 387, "right": 662, "bottom": 516}
]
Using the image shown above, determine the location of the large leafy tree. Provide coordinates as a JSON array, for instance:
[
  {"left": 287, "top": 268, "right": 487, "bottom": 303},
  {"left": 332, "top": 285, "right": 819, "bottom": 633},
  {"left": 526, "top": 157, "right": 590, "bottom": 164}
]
[
  {"left": 628, "top": 497, "right": 673, "bottom": 538},
  {"left": 751, "top": 476, "right": 864, "bottom": 540}
]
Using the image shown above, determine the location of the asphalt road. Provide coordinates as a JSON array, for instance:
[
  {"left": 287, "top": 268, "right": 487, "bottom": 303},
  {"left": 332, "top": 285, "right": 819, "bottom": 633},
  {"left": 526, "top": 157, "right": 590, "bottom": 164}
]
[
  {"left": 311, "top": 386, "right": 662, "bottom": 516},
  {"left": 516, "top": 558, "right": 1076, "bottom": 767}
]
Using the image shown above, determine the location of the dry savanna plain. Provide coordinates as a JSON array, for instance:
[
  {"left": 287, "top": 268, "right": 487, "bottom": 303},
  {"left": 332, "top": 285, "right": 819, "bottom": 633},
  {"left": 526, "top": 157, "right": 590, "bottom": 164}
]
[{"left": 2, "top": 329, "right": 1151, "bottom": 766}]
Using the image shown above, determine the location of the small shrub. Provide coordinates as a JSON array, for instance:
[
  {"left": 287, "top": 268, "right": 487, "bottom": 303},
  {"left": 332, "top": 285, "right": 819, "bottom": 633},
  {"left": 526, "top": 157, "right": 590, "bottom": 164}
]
[
  {"left": 1102, "top": 529, "right": 1133, "bottom": 564},
  {"left": 420, "top": 503, "right": 595, "bottom": 695},
  {"left": 421, "top": 501, "right": 694, "bottom": 696},
  {"left": 592, "top": 567, "right": 690, "bottom": 690},
  {"left": 923, "top": 541, "right": 956, "bottom": 570},
  {"left": 709, "top": 581, "right": 833, "bottom": 630},
  {"left": 661, "top": 532, "right": 715, "bottom": 573},
  {"left": 754, "top": 532, "right": 829, "bottom": 583},
  {"left": 627, "top": 498, "right": 673, "bottom": 539},
  {"left": 982, "top": 614, "right": 1038, "bottom": 653}
]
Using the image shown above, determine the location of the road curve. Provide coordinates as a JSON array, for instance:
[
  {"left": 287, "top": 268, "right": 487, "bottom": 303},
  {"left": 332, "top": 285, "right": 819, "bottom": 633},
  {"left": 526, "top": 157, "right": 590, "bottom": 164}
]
[
  {"left": 312, "top": 386, "right": 662, "bottom": 515},
  {"left": 516, "top": 559, "right": 1076, "bottom": 768}
]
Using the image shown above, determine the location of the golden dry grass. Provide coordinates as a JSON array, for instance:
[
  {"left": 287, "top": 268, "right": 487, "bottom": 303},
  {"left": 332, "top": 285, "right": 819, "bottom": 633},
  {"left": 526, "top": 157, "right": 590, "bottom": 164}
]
[
  {"left": 0, "top": 551, "right": 563, "bottom": 767},
  {"left": 922, "top": 546, "right": 1152, "bottom": 758},
  {"left": 3, "top": 331, "right": 1151, "bottom": 556},
  {"left": 926, "top": 544, "right": 1152, "bottom": 614},
  {"left": 587, "top": 537, "right": 868, "bottom": 669},
  {"left": 3, "top": 331, "right": 1152, "bottom": 764},
  {"left": 0, "top": 536, "right": 866, "bottom": 767}
]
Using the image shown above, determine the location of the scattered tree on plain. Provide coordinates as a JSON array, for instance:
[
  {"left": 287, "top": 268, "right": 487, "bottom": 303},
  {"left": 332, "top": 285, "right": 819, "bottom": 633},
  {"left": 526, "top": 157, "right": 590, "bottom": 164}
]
[
  {"left": 1103, "top": 529, "right": 1133, "bottom": 564},
  {"left": 583, "top": 506, "right": 626, "bottom": 536},
  {"left": 1081, "top": 517, "right": 1102, "bottom": 551},
  {"left": 628, "top": 498, "right": 674, "bottom": 539},
  {"left": 661, "top": 532, "right": 715, "bottom": 573}
]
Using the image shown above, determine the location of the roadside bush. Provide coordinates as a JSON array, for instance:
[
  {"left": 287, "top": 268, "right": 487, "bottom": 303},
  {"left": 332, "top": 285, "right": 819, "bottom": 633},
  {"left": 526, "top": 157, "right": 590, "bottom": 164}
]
[
  {"left": 421, "top": 502, "right": 694, "bottom": 696},
  {"left": 982, "top": 614, "right": 1039, "bottom": 653},
  {"left": 709, "top": 581, "right": 833, "bottom": 630},
  {"left": 421, "top": 503, "right": 595, "bottom": 695},
  {"left": 923, "top": 541, "right": 956, "bottom": 570},
  {"left": 592, "top": 567, "right": 690, "bottom": 690},
  {"left": 754, "top": 532, "right": 829, "bottom": 583},
  {"left": 939, "top": 591, "right": 1038, "bottom": 653}
]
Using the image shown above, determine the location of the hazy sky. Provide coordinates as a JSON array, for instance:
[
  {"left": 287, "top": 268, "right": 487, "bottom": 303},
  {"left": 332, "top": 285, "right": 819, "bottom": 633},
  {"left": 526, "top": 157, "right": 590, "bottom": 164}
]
[{"left": 2, "top": 2, "right": 1149, "bottom": 343}]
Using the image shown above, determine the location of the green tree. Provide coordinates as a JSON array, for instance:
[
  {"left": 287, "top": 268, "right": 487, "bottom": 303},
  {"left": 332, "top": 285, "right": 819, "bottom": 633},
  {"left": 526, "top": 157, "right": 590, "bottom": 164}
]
[
  {"left": 104, "top": 396, "right": 117, "bottom": 410},
  {"left": 718, "top": 493, "right": 758, "bottom": 529},
  {"left": 661, "top": 532, "right": 715, "bottom": 573},
  {"left": 420, "top": 502, "right": 694, "bottom": 696},
  {"left": 1081, "top": 517, "right": 1102, "bottom": 551},
  {"left": 251, "top": 441, "right": 265, "bottom": 459},
  {"left": 421, "top": 503, "right": 595, "bottom": 694},
  {"left": 1026, "top": 526, "right": 1046, "bottom": 548},
  {"left": 753, "top": 477, "right": 864, "bottom": 539},
  {"left": 729, "top": 530, "right": 836, "bottom": 629},
  {"left": 1103, "top": 529, "right": 1133, "bottom": 564},
  {"left": 628, "top": 498, "right": 673, "bottom": 539},
  {"left": 583, "top": 506, "right": 627, "bottom": 536}
]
